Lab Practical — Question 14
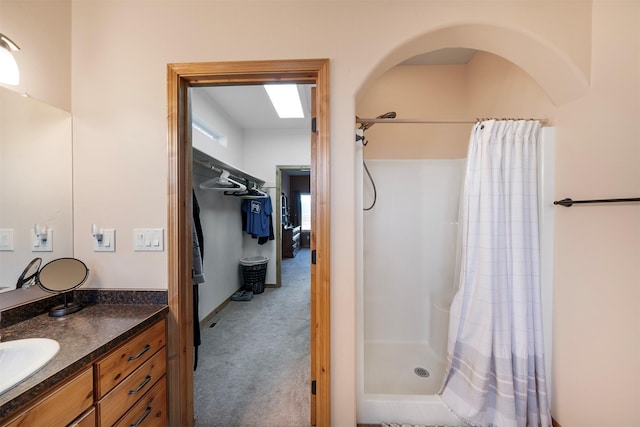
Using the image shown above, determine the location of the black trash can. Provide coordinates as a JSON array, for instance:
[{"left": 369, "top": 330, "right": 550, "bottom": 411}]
[{"left": 240, "top": 256, "right": 269, "bottom": 294}]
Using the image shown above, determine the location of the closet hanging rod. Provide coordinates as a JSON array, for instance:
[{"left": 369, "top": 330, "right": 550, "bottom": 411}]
[
  {"left": 194, "top": 159, "right": 224, "bottom": 175},
  {"left": 355, "top": 118, "right": 548, "bottom": 125},
  {"left": 553, "top": 197, "right": 640, "bottom": 207}
]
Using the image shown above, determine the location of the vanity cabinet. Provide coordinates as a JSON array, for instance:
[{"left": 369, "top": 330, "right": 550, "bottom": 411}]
[
  {"left": 282, "top": 225, "right": 301, "bottom": 258},
  {"left": 1, "top": 317, "right": 167, "bottom": 427},
  {"left": 3, "top": 367, "right": 94, "bottom": 427},
  {"left": 95, "top": 318, "right": 167, "bottom": 427}
]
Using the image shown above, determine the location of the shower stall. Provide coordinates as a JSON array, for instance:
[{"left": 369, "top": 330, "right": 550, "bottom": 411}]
[{"left": 357, "top": 128, "right": 555, "bottom": 425}]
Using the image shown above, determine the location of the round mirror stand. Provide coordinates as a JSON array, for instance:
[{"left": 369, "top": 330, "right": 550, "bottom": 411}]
[
  {"left": 49, "top": 293, "right": 83, "bottom": 317},
  {"left": 35, "top": 258, "right": 90, "bottom": 317}
]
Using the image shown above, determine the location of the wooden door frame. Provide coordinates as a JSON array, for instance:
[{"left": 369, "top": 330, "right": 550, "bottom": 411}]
[{"left": 166, "top": 59, "right": 331, "bottom": 427}]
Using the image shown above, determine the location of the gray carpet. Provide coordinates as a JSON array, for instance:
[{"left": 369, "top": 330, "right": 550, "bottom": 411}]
[{"left": 194, "top": 248, "right": 311, "bottom": 427}]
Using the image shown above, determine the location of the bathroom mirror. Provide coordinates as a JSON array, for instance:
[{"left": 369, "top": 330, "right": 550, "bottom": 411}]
[
  {"left": 36, "top": 258, "right": 88, "bottom": 317},
  {"left": 0, "top": 87, "right": 73, "bottom": 293}
]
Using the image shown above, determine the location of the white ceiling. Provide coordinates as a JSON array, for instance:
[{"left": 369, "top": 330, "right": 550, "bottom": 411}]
[
  {"left": 195, "top": 84, "right": 313, "bottom": 131},
  {"left": 193, "top": 48, "right": 477, "bottom": 131}
]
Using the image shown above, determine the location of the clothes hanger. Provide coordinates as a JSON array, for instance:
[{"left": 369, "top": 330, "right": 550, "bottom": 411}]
[
  {"left": 200, "top": 169, "right": 247, "bottom": 192},
  {"left": 243, "top": 184, "right": 268, "bottom": 199},
  {"left": 249, "top": 183, "right": 268, "bottom": 197},
  {"left": 226, "top": 183, "right": 268, "bottom": 199}
]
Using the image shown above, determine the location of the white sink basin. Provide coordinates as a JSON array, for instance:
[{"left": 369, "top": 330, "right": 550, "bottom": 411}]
[{"left": 0, "top": 338, "right": 60, "bottom": 394}]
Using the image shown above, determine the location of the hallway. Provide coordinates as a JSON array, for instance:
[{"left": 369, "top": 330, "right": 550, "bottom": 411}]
[{"left": 194, "top": 249, "right": 311, "bottom": 426}]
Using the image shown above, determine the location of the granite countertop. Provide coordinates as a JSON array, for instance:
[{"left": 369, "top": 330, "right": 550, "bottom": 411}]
[{"left": 0, "top": 303, "right": 169, "bottom": 420}]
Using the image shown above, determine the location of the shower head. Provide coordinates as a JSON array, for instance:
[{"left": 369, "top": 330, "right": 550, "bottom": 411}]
[
  {"left": 358, "top": 111, "right": 397, "bottom": 131},
  {"left": 377, "top": 112, "right": 397, "bottom": 120}
]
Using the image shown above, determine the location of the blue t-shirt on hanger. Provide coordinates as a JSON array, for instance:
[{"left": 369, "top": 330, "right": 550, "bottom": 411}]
[{"left": 241, "top": 196, "right": 273, "bottom": 238}]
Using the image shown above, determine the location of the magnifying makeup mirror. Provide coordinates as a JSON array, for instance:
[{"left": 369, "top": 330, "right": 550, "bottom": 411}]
[
  {"left": 36, "top": 258, "right": 89, "bottom": 317},
  {"left": 16, "top": 257, "right": 42, "bottom": 289}
]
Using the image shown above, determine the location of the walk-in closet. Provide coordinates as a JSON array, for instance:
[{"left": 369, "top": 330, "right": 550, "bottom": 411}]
[{"left": 189, "top": 84, "right": 313, "bottom": 426}]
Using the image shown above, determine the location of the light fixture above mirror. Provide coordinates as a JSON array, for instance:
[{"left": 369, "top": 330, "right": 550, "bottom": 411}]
[{"left": 0, "top": 33, "right": 20, "bottom": 86}]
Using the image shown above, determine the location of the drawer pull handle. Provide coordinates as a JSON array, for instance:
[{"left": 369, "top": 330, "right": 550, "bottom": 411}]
[
  {"left": 129, "top": 375, "right": 152, "bottom": 395},
  {"left": 130, "top": 406, "right": 152, "bottom": 427},
  {"left": 128, "top": 344, "right": 152, "bottom": 361}
]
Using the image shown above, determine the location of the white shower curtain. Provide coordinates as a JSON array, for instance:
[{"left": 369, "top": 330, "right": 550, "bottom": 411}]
[{"left": 440, "top": 120, "right": 551, "bottom": 427}]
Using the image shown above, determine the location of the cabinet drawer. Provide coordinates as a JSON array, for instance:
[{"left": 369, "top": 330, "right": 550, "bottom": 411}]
[
  {"left": 97, "top": 347, "right": 166, "bottom": 427},
  {"left": 69, "top": 407, "right": 96, "bottom": 427},
  {"left": 4, "top": 368, "right": 93, "bottom": 427},
  {"left": 96, "top": 319, "right": 166, "bottom": 398},
  {"left": 113, "top": 377, "right": 166, "bottom": 427}
]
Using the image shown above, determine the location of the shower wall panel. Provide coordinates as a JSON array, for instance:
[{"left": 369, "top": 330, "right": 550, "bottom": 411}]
[{"left": 363, "top": 159, "right": 465, "bottom": 345}]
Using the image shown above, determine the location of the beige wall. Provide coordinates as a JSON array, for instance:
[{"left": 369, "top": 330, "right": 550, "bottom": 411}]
[
  {"left": 466, "top": 52, "right": 556, "bottom": 123},
  {"left": 552, "top": 2, "right": 640, "bottom": 424},
  {"left": 357, "top": 64, "right": 471, "bottom": 159},
  {"left": 8, "top": 0, "right": 637, "bottom": 424}
]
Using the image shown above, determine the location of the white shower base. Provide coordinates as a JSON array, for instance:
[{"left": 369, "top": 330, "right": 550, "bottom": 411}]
[
  {"left": 359, "top": 341, "right": 464, "bottom": 425},
  {"left": 364, "top": 341, "right": 445, "bottom": 395}
]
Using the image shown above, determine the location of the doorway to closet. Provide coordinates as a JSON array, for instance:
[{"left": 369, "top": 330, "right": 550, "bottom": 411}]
[
  {"left": 166, "top": 59, "right": 331, "bottom": 427},
  {"left": 191, "top": 84, "right": 313, "bottom": 425}
]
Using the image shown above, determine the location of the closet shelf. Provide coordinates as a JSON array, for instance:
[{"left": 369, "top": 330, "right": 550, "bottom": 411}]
[{"left": 193, "top": 148, "right": 265, "bottom": 188}]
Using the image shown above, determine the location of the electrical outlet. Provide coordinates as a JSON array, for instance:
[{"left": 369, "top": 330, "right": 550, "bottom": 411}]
[
  {"left": 31, "top": 228, "right": 53, "bottom": 252},
  {"left": 94, "top": 228, "right": 115, "bottom": 252}
]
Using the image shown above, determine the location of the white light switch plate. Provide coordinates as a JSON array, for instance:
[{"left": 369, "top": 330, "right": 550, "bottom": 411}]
[
  {"left": 133, "top": 228, "right": 164, "bottom": 251},
  {"left": 0, "top": 229, "right": 13, "bottom": 251},
  {"left": 94, "top": 228, "right": 115, "bottom": 252}
]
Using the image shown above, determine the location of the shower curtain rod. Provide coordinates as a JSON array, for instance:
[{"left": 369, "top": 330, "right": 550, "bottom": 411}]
[{"left": 355, "top": 117, "right": 548, "bottom": 125}]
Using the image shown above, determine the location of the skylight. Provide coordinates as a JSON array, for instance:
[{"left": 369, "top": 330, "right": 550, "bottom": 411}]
[{"left": 263, "top": 84, "right": 304, "bottom": 118}]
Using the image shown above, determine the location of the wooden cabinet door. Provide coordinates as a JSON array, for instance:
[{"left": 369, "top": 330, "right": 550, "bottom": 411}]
[{"left": 3, "top": 368, "right": 93, "bottom": 427}]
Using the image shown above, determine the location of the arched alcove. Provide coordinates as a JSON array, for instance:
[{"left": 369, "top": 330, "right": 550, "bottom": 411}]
[
  {"left": 358, "top": 23, "right": 590, "bottom": 106},
  {"left": 356, "top": 21, "right": 565, "bottom": 426}
]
